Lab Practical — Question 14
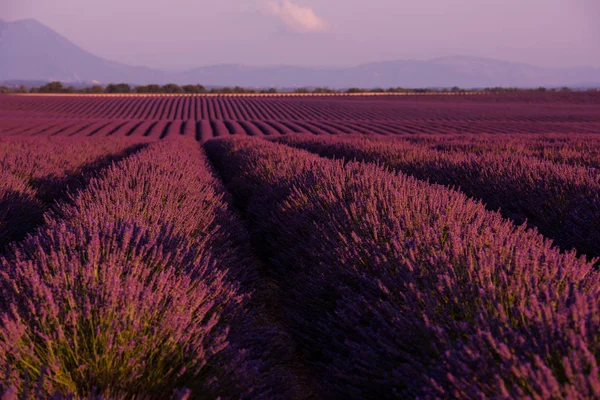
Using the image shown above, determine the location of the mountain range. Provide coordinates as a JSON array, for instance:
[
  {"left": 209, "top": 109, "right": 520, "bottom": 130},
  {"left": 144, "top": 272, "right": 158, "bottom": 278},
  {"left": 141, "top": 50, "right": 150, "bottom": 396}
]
[{"left": 1, "top": 19, "right": 599, "bottom": 89}]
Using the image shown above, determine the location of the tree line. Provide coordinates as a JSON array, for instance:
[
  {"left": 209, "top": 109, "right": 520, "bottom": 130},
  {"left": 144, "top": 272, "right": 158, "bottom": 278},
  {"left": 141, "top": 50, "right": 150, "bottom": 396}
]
[{"left": 0, "top": 81, "right": 592, "bottom": 95}]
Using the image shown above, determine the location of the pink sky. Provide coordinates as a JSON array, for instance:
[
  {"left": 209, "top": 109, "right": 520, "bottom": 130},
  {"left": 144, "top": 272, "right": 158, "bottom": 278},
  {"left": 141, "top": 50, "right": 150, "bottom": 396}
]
[{"left": 2, "top": 0, "right": 599, "bottom": 69}]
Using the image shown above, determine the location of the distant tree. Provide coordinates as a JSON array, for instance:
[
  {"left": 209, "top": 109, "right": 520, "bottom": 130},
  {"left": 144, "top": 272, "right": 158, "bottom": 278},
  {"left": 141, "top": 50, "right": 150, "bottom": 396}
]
[
  {"left": 386, "top": 87, "right": 406, "bottom": 93},
  {"left": 313, "top": 87, "right": 333, "bottom": 94},
  {"left": 135, "top": 84, "right": 173, "bottom": 94},
  {"left": 38, "top": 81, "right": 66, "bottom": 93},
  {"left": 451, "top": 86, "right": 461, "bottom": 92},
  {"left": 231, "top": 86, "right": 258, "bottom": 94},
  {"left": 182, "top": 85, "right": 195, "bottom": 93},
  {"left": 105, "top": 83, "right": 131, "bottom": 94},
  {"left": 346, "top": 88, "right": 365, "bottom": 94},
  {"left": 267, "top": 87, "right": 277, "bottom": 94},
  {"left": 161, "top": 83, "right": 183, "bottom": 93},
  {"left": 294, "top": 88, "right": 310, "bottom": 94},
  {"left": 371, "top": 88, "right": 385, "bottom": 93},
  {"left": 88, "top": 85, "right": 105, "bottom": 94},
  {"left": 220, "top": 87, "right": 233, "bottom": 94},
  {"left": 137, "top": 84, "right": 161, "bottom": 93},
  {"left": 559, "top": 87, "right": 572, "bottom": 92},
  {"left": 182, "top": 84, "right": 206, "bottom": 93},
  {"left": 0, "top": 86, "right": 14, "bottom": 94},
  {"left": 134, "top": 85, "right": 149, "bottom": 93},
  {"left": 35, "top": 81, "right": 80, "bottom": 93}
]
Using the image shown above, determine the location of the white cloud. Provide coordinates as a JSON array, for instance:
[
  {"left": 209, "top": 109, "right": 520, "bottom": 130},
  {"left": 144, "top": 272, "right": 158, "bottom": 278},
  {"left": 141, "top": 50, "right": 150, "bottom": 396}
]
[{"left": 264, "top": 0, "right": 329, "bottom": 33}]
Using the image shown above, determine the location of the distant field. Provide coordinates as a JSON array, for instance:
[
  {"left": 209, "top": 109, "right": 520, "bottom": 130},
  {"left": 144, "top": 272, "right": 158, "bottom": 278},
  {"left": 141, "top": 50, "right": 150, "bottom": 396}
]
[
  {"left": 1, "top": 92, "right": 600, "bottom": 399},
  {"left": 1, "top": 91, "right": 599, "bottom": 139},
  {"left": 11, "top": 91, "right": 484, "bottom": 97}
]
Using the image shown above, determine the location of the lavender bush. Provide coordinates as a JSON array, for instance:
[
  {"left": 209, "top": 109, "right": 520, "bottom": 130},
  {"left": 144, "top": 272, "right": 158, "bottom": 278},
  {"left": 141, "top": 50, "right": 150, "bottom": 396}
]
[
  {"left": 403, "top": 133, "right": 600, "bottom": 169},
  {"left": 0, "top": 136, "right": 150, "bottom": 250},
  {"left": 0, "top": 171, "right": 44, "bottom": 251},
  {"left": 206, "top": 136, "right": 600, "bottom": 399},
  {"left": 0, "top": 136, "right": 303, "bottom": 399},
  {"left": 274, "top": 134, "right": 600, "bottom": 260}
]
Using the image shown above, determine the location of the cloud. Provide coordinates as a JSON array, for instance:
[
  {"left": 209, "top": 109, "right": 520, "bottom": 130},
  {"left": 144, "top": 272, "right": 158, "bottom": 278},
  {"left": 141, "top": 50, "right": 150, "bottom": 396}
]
[{"left": 264, "top": 0, "right": 329, "bottom": 33}]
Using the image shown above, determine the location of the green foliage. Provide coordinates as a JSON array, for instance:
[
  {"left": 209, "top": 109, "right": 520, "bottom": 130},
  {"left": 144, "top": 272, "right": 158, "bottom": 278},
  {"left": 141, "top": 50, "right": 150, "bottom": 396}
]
[
  {"left": 105, "top": 83, "right": 132, "bottom": 94},
  {"left": 161, "top": 83, "right": 184, "bottom": 93},
  {"left": 87, "top": 85, "right": 105, "bottom": 94},
  {"left": 313, "top": 87, "right": 336, "bottom": 94},
  {"left": 182, "top": 84, "right": 206, "bottom": 93},
  {"left": 8, "top": 82, "right": 594, "bottom": 95},
  {"left": 346, "top": 87, "right": 365, "bottom": 93},
  {"left": 386, "top": 87, "right": 407, "bottom": 93},
  {"left": 134, "top": 84, "right": 160, "bottom": 94},
  {"left": 483, "top": 87, "right": 521, "bottom": 93},
  {"left": 213, "top": 87, "right": 233, "bottom": 94},
  {"left": 38, "top": 81, "right": 69, "bottom": 93}
]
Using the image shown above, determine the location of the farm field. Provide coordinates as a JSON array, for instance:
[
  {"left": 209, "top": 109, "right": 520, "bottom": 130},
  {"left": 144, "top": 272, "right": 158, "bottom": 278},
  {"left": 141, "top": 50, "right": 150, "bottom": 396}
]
[
  {"left": 2, "top": 91, "right": 600, "bottom": 139},
  {"left": 1, "top": 92, "right": 600, "bottom": 399}
]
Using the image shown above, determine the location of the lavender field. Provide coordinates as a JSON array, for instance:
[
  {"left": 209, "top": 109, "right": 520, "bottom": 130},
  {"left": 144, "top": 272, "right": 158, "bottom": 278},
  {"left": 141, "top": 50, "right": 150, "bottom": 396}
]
[{"left": 1, "top": 92, "right": 600, "bottom": 399}]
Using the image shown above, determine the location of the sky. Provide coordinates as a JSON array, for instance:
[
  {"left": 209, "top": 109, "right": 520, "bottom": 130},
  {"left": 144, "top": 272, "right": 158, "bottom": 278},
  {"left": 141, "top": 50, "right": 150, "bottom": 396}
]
[{"left": 1, "top": 0, "right": 599, "bottom": 70}]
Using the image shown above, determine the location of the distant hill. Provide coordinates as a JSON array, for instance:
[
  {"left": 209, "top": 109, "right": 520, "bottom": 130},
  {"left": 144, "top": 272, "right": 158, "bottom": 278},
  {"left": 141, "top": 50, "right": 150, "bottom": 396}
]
[
  {"left": 175, "top": 58, "right": 600, "bottom": 89},
  {"left": 2, "top": 19, "right": 600, "bottom": 88},
  {"left": 0, "top": 19, "right": 167, "bottom": 84}
]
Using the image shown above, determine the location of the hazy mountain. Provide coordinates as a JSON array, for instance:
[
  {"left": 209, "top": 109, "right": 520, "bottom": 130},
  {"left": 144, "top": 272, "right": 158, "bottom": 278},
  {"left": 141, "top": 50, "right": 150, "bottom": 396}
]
[
  {"left": 0, "top": 19, "right": 167, "bottom": 84},
  {"left": 175, "top": 57, "right": 600, "bottom": 88},
  {"left": 2, "top": 19, "right": 600, "bottom": 88}
]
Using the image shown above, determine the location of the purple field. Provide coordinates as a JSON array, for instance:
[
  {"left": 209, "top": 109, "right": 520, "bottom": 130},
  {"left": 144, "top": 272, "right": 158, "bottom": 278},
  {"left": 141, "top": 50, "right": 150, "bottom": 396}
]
[{"left": 1, "top": 92, "right": 600, "bottom": 399}]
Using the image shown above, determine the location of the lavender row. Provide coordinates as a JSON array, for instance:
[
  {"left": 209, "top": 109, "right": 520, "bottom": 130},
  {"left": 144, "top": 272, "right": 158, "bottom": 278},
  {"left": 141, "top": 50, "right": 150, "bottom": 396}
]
[
  {"left": 0, "top": 136, "right": 150, "bottom": 202},
  {"left": 0, "top": 136, "right": 151, "bottom": 251},
  {"left": 395, "top": 133, "right": 600, "bottom": 170},
  {"left": 354, "top": 132, "right": 600, "bottom": 172},
  {"left": 205, "top": 136, "right": 600, "bottom": 399},
  {"left": 274, "top": 134, "right": 600, "bottom": 260},
  {"left": 0, "top": 136, "right": 303, "bottom": 399},
  {"left": 2, "top": 92, "right": 599, "bottom": 122}
]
